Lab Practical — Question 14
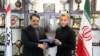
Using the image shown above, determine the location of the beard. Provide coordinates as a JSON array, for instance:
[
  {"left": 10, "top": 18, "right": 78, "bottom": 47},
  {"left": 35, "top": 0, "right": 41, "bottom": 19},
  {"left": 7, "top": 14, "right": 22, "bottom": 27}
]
[
  {"left": 31, "top": 24, "right": 39, "bottom": 28},
  {"left": 33, "top": 25, "right": 39, "bottom": 28}
]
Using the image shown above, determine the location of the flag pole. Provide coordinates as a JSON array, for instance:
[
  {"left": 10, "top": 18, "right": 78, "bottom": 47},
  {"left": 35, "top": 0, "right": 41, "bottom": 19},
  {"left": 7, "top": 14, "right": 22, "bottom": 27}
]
[{"left": 5, "top": 0, "right": 12, "bottom": 56}]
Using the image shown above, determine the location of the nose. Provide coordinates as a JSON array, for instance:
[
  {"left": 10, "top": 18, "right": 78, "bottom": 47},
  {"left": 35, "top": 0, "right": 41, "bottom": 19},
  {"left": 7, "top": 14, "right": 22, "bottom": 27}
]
[
  {"left": 34, "top": 21, "right": 39, "bottom": 24},
  {"left": 61, "top": 20, "right": 64, "bottom": 23}
]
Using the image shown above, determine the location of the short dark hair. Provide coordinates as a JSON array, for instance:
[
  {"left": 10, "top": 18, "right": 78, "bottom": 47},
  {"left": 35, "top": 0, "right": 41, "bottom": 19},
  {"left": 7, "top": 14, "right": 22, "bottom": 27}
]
[{"left": 30, "top": 14, "right": 40, "bottom": 20}]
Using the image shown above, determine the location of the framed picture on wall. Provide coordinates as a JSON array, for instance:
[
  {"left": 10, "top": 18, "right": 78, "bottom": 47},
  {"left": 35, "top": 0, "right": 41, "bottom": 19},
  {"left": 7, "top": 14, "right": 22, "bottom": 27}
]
[
  {"left": 20, "top": 19, "right": 24, "bottom": 27},
  {"left": 43, "top": 3, "right": 55, "bottom": 13},
  {"left": 11, "top": 15, "right": 19, "bottom": 28}
]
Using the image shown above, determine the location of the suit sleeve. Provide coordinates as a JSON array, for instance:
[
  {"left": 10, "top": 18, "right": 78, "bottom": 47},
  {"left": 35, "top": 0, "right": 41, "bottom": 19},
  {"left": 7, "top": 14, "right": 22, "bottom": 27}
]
[
  {"left": 21, "top": 29, "right": 38, "bottom": 49},
  {"left": 57, "top": 29, "right": 76, "bottom": 50}
]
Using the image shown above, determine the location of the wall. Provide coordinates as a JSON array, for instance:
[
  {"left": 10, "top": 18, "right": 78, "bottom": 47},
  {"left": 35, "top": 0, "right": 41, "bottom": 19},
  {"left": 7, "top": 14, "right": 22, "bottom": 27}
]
[{"left": 28, "top": 0, "right": 64, "bottom": 13}]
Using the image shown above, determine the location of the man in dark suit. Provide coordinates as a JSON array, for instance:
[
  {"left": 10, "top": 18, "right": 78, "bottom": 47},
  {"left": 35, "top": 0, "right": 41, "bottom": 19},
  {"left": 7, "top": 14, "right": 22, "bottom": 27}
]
[
  {"left": 54, "top": 14, "right": 76, "bottom": 56},
  {"left": 21, "top": 14, "right": 47, "bottom": 56}
]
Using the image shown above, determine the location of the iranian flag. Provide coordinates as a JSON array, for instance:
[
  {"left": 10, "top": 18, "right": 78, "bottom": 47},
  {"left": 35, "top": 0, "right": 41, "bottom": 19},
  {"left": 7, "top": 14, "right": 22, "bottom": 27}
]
[{"left": 76, "top": 0, "right": 92, "bottom": 56}]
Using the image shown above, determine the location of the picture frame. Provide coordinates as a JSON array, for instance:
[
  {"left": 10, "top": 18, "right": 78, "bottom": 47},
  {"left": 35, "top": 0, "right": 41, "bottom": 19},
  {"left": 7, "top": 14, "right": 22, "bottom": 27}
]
[
  {"left": 43, "top": 3, "right": 55, "bottom": 13},
  {"left": 20, "top": 19, "right": 24, "bottom": 27},
  {"left": 11, "top": 15, "right": 19, "bottom": 28}
]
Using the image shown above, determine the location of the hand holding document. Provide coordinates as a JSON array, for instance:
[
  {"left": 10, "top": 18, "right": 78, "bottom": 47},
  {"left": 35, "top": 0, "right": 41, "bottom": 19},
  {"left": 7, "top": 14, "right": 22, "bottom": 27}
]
[
  {"left": 54, "top": 39, "right": 62, "bottom": 45},
  {"left": 39, "top": 39, "right": 55, "bottom": 43}
]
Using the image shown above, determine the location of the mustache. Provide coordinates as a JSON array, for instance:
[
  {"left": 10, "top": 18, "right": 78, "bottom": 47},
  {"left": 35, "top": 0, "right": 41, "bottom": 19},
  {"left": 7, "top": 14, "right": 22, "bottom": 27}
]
[
  {"left": 33, "top": 24, "right": 39, "bottom": 26},
  {"left": 33, "top": 25, "right": 39, "bottom": 28},
  {"left": 34, "top": 24, "right": 38, "bottom": 25}
]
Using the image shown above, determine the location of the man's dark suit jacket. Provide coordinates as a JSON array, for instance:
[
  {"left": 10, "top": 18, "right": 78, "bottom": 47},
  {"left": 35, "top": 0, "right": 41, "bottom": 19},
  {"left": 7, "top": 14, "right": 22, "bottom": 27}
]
[
  {"left": 21, "top": 25, "right": 47, "bottom": 56},
  {"left": 55, "top": 26, "right": 76, "bottom": 56}
]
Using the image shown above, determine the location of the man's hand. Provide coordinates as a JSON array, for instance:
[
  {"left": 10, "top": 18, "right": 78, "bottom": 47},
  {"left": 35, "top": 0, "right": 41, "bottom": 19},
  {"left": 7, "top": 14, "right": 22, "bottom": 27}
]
[
  {"left": 54, "top": 39, "right": 62, "bottom": 45},
  {"left": 37, "top": 43, "right": 47, "bottom": 50}
]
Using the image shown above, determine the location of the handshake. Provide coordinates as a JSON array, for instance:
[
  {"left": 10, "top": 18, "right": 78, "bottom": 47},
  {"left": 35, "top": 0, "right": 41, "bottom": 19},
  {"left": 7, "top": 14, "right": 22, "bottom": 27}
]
[{"left": 37, "top": 39, "right": 61, "bottom": 50}]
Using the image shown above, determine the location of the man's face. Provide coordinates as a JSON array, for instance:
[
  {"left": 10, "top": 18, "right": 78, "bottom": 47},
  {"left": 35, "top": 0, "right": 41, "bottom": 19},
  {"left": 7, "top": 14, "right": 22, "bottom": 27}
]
[
  {"left": 30, "top": 16, "right": 40, "bottom": 28},
  {"left": 59, "top": 16, "right": 69, "bottom": 27}
]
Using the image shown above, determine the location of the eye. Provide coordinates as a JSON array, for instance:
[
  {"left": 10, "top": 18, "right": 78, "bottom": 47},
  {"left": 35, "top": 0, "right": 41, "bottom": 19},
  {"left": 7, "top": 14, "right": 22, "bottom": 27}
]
[
  {"left": 60, "top": 19, "right": 63, "bottom": 21},
  {"left": 32, "top": 20, "right": 35, "bottom": 22},
  {"left": 37, "top": 20, "right": 39, "bottom": 22},
  {"left": 64, "top": 19, "right": 67, "bottom": 21}
]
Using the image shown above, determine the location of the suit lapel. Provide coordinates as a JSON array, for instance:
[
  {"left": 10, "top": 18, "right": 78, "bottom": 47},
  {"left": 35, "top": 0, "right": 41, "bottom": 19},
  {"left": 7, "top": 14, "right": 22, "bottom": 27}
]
[
  {"left": 28, "top": 25, "right": 38, "bottom": 41},
  {"left": 38, "top": 27, "right": 45, "bottom": 40},
  {"left": 29, "top": 26, "right": 45, "bottom": 40}
]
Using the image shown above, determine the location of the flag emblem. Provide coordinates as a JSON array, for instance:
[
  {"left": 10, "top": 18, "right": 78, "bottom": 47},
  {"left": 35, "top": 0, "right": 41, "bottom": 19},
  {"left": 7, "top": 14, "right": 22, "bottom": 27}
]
[{"left": 81, "top": 26, "right": 92, "bottom": 41}]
